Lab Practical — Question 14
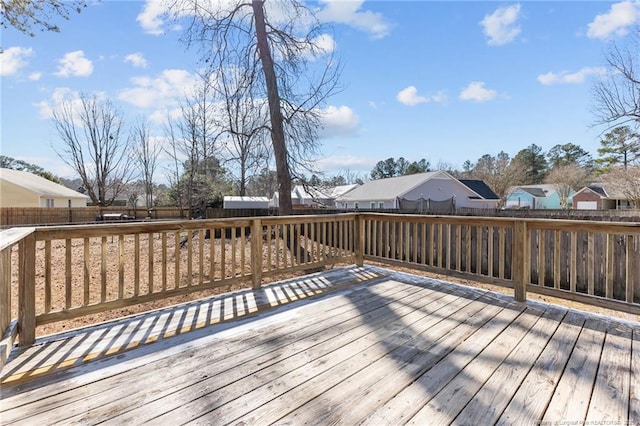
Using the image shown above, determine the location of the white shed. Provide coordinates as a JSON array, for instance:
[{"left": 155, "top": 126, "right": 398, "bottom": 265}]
[{"left": 223, "top": 196, "right": 270, "bottom": 209}]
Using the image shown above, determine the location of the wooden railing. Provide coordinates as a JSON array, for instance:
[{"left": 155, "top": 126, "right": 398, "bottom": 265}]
[
  {"left": 1, "top": 214, "right": 356, "bottom": 350},
  {"left": 1, "top": 213, "right": 639, "bottom": 358},
  {"left": 360, "top": 213, "right": 640, "bottom": 314}
]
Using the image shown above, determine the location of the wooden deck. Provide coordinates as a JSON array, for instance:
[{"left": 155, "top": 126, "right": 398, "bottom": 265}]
[{"left": 1, "top": 265, "right": 639, "bottom": 425}]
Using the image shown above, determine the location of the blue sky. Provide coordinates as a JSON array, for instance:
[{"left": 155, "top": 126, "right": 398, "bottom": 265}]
[{"left": 2, "top": 1, "right": 639, "bottom": 182}]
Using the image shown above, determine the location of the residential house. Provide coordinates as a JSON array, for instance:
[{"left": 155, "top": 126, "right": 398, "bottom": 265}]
[
  {"left": 0, "top": 168, "right": 89, "bottom": 208},
  {"left": 504, "top": 184, "right": 574, "bottom": 209},
  {"left": 572, "top": 183, "right": 633, "bottom": 210},
  {"left": 335, "top": 171, "right": 499, "bottom": 210}
]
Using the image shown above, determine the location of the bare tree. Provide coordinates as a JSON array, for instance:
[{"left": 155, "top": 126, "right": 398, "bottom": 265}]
[
  {"left": 470, "top": 151, "right": 527, "bottom": 207},
  {"left": 216, "top": 65, "right": 270, "bottom": 196},
  {"left": 168, "top": 0, "right": 340, "bottom": 215},
  {"left": 545, "top": 163, "right": 592, "bottom": 209},
  {"left": 52, "top": 93, "right": 133, "bottom": 206},
  {"left": 163, "top": 111, "right": 186, "bottom": 215},
  {"left": 132, "top": 117, "right": 161, "bottom": 210},
  {"left": 601, "top": 165, "right": 640, "bottom": 208},
  {"left": 592, "top": 27, "right": 640, "bottom": 128},
  {"left": 1, "top": 0, "right": 85, "bottom": 36},
  {"left": 164, "top": 73, "right": 227, "bottom": 215}
]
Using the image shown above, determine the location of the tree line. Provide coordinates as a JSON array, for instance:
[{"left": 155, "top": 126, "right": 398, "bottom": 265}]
[{"left": 366, "top": 126, "right": 640, "bottom": 208}]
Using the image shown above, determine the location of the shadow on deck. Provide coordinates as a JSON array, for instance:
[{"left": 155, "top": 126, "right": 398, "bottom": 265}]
[{"left": 1, "top": 265, "right": 639, "bottom": 425}]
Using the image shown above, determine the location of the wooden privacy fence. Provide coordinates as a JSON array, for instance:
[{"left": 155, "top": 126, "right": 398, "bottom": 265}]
[
  {"left": 1, "top": 213, "right": 639, "bottom": 355},
  {"left": 0, "top": 207, "right": 188, "bottom": 226}
]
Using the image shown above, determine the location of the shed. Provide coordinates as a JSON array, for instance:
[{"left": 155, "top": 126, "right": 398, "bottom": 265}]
[
  {"left": 223, "top": 196, "right": 270, "bottom": 209},
  {"left": 0, "top": 168, "right": 89, "bottom": 208}
]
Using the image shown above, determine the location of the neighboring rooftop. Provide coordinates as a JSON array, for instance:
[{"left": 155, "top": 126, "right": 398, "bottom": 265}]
[
  {"left": 0, "top": 168, "right": 89, "bottom": 199},
  {"left": 458, "top": 179, "right": 499, "bottom": 200}
]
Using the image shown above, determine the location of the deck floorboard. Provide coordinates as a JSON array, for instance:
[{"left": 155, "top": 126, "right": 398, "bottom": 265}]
[{"left": 1, "top": 265, "right": 638, "bottom": 425}]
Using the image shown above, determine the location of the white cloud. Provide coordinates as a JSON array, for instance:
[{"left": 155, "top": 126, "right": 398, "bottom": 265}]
[
  {"left": 397, "top": 86, "right": 427, "bottom": 106},
  {"left": 313, "top": 34, "right": 336, "bottom": 55},
  {"left": 317, "top": 0, "right": 392, "bottom": 39},
  {"left": 54, "top": 50, "right": 93, "bottom": 77},
  {"left": 459, "top": 82, "right": 497, "bottom": 102},
  {"left": 0, "top": 46, "right": 33, "bottom": 76},
  {"left": 587, "top": 1, "right": 639, "bottom": 39},
  {"left": 396, "top": 86, "right": 448, "bottom": 106},
  {"left": 537, "top": 67, "right": 607, "bottom": 85},
  {"left": 137, "top": 0, "right": 172, "bottom": 35},
  {"left": 480, "top": 4, "right": 522, "bottom": 46},
  {"left": 28, "top": 72, "right": 42, "bottom": 81},
  {"left": 124, "top": 52, "right": 149, "bottom": 68},
  {"left": 118, "top": 69, "right": 197, "bottom": 109},
  {"left": 34, "top": 87, "right": 77, "bottom": 119},
  {"left": 318, "top": 105, "right": 360, "bottom": 138}
]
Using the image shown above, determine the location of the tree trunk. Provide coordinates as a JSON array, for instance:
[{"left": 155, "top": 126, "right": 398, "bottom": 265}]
[
  {"left": 252, "top": 0, "right": 292, "bottom": 216},
  {"left": 252, "top": 1, "right": 312, "bottom": 266}
]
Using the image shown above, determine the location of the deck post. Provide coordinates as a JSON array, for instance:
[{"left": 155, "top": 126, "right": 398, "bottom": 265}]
[
  {"left": 18, "top": 232, "right": 36, "bottom": 346},
  {"left": 512, "top": 220, "right": 529, "bottom": 303},
  {"left": 356, "top": 214, "right": 365, "bottom": 267},
  {"left": 251, "top": 218, "right": 263, "bottom": 290}
]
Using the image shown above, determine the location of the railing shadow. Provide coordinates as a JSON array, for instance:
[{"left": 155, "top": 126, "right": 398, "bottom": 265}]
[{"left": 0, "top": 265, "right": 385, "bottom": 395}]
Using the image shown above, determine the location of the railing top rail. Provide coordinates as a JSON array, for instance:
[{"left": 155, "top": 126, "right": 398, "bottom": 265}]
[
  {"left": 0, "top": 227, "right": 35, "bottom": 251},
  {"left": 30, "top": 213, "right": 359, "bottom": 240}
]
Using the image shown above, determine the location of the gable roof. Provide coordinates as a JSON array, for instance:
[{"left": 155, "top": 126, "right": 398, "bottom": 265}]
[
  {"left": 575, "top": 183, "right": 627, "bottom": 199},
  {"left": 509, "top": 184, "right": 559, "bottom": 198},
  {"left": 0, "top": 168, "right": 89, "bottom": 199},
  {"left": 458, "top": 179, "right": 499, "bottom": 200},
  {"left": 337, "top": 171, "right": 448, "bottom": 202}
]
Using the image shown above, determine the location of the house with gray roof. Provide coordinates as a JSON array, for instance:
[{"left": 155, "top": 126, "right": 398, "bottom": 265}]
[
  {"left": 504, "top": 184, "right": 574, "bottom": 209},
  {"left": 335, "top": 171, "right": 499, "bottom": 210},
  {"left": 0, "top": 168, "right": 89, "bottom": 208}
]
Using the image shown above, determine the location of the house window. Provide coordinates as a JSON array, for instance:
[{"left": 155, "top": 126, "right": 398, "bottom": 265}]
[
  {"left": 378, "top": 202, "right": 384, "bottom": 209},
  {"left": 370, "top": 202, "right": 376, "bottom": 209},
  {"left": 354, "top": 202, "right": 359, "bottom": 209},
  {"left": 46, "top": 199, "right": 54, "bottom": 208}
]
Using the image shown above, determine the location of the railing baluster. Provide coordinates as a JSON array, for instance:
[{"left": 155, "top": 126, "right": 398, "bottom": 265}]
[
  {"left": 626, "top": 235, "right": 635, "bottom": 303},
  {"left": 119, "top": 235, "right": 125, "bottom": 298},
  {"left": 606, "top": 234, "right": 615, "bottom": 299},
  {"left": 554, "top": 230, "right": 561, "bottom": 290},
  {"left": 83, "top": 237, "right": 90, "bottom": 306},
  {"left": 588, "top": 233, "right": 595, "bottom": 296},
  {"left": 570, "top": 232, "right": 577, "bottom": 293},
  {"left": 134, "top": 234, "right": 140, "bottom": 295},
  {"left": 44, "top": 240, "right": 51, "bottom": 313},
  {"left": 150, "top": 232, "right": 155, "bottom": 292},
  {"left": 174, "top": 231, "right": 180, "bottom": 289},
  {"left": 65, "top": 238, "right": 71, "bottom": 310},
  {"left": 221, "top": 229, "right": 226, "bottom": 279},
  {"left": 198, "top": 229, "right": 204, "bottom": 284}
]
